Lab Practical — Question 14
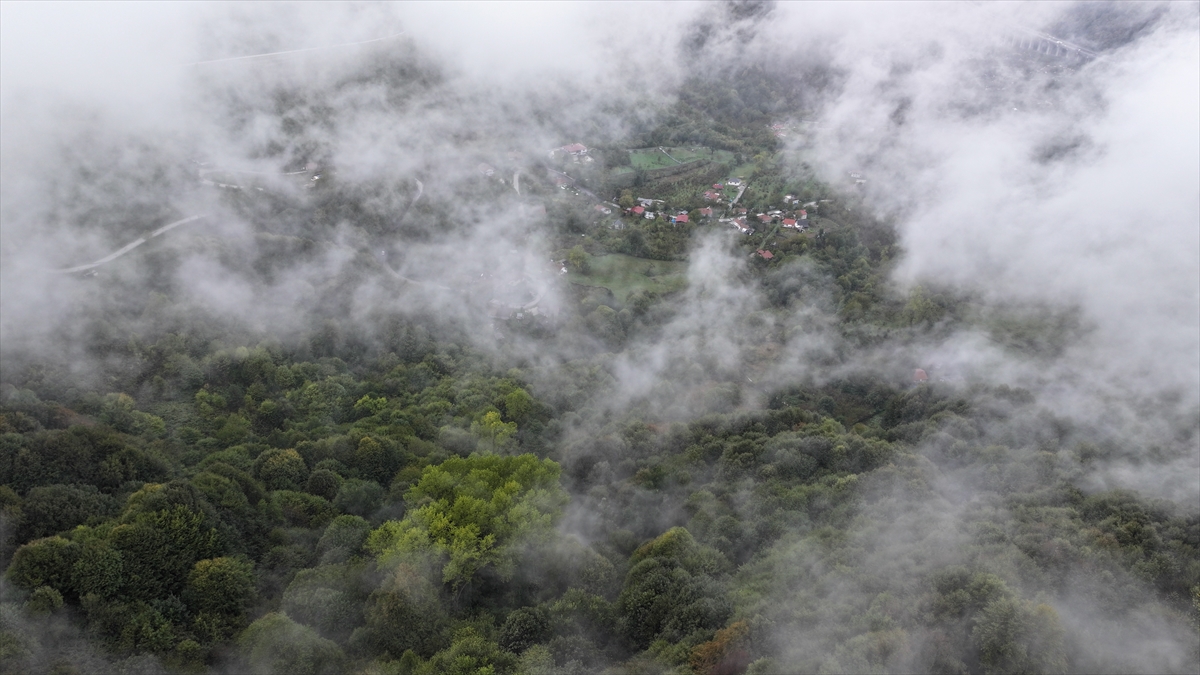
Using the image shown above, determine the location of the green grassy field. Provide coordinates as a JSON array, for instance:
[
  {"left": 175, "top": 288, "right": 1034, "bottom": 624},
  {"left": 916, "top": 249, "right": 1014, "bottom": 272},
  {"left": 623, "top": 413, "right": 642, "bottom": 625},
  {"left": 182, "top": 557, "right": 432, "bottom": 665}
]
[
  {"left": 566, "top": 253, "right": 688, "bottom": 304},
  {"left": 628, "top": 147, "right": 735, "bottom": 171},
  {"left": 728, "top": 162, "right": 757, "bottom": 179}
]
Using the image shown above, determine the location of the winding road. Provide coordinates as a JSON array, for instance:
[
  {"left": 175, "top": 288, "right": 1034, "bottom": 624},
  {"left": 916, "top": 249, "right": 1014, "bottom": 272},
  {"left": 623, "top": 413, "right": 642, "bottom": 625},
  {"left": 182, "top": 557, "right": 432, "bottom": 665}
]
[{"left": 46, "top": 215, "right": 208, "bottom": 273}]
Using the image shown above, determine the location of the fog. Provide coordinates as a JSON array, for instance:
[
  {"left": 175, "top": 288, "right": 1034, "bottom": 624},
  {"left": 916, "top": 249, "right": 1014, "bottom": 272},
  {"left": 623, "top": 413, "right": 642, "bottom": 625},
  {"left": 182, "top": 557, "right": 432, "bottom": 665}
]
[{"left": 1, "top": 1, "right": 1197, "bottom": 673}]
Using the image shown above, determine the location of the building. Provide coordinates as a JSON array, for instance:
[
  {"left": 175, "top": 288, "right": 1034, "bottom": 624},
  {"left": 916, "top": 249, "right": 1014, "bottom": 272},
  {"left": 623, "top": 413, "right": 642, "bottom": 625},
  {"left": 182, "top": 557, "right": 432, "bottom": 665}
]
[{"left": 670, "top": 213, "right": 689, "bottom": 224}]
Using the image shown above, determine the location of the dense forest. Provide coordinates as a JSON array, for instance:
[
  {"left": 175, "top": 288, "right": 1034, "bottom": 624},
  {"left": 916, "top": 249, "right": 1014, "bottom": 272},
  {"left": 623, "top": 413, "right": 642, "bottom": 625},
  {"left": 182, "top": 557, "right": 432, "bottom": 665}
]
[{"left": 2, "top": 3, "right": 1198, "bottom": 675}]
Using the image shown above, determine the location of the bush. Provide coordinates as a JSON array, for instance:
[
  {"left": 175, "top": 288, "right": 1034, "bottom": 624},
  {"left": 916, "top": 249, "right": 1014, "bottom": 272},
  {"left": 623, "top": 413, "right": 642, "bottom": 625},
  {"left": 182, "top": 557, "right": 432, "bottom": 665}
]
[
  {"left": 317, "top": 515, "right": 371, "bottom": 564},
  {"left": 333, "top": 479, "right": 384, "bottom": 519},
  {"left": 238, "top": 612, "right": 346, "bottom": 675},
  {"left": 23, "top": 586, "right": 64, "bottom": 615}
]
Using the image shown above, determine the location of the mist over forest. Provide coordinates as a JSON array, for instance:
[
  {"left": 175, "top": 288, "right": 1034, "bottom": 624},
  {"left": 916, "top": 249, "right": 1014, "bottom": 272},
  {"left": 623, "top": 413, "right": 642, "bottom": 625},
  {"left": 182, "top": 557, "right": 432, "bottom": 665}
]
[{"left": 1, "top": 2, "right": 1197, "bottom": 674}]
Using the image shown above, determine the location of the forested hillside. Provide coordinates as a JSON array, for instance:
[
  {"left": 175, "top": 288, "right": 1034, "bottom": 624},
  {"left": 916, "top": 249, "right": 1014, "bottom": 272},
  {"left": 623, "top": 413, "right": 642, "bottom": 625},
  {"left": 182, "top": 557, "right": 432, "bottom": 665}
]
[{"left": 2, "top": 3, "right": 1197, "bottom": 675}]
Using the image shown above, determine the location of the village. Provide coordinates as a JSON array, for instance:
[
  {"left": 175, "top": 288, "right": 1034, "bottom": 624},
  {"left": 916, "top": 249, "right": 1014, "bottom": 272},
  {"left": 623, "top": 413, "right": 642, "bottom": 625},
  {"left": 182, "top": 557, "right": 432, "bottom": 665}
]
[
  {"left": 552, "top": 142, "right": 816, "bottom": 240},
  {"left": 445, "top": 135, "right": 863, "bottom": 337}
]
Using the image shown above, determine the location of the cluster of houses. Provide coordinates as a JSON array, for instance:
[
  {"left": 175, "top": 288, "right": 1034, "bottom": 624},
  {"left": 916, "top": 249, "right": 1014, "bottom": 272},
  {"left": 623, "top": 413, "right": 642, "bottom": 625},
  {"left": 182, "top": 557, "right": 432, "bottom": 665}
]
[
  {"left": 551, "top": 143, "right": 593, "bottom": 163},
  {"left": 703, "top": 183, "right": 725, "bottom": 202},
  {"left": 719, "top": 202, "right": 808, "bottom": 236},
  {"left": 623, "top": 202, "right": 691, "bottom": 225}
]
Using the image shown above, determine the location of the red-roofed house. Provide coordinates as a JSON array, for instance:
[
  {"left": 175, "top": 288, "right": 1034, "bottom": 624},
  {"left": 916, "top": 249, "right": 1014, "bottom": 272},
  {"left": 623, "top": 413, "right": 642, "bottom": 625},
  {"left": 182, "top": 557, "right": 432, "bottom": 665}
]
[
  {"left": 757, "top": 249, "right": 774, "bottom": 260},
  {"left": 782, "top": 218, "right": 797, "bottom": 228},
  {"left": 757, "top": 213, "right": 772, "bottom": 223},
  {"left": 713, "top": 183, "right": 723, "bottom": 189},
  {"left": 671, "top": 214, "right": 689, "bottom": 224},
  {"left": 699, "top": 207, "right": 713, "bottom": 218},
  {"left": 913, "top": 369, "right": 929, "bottom": 383},
  {"left": 799, "top": 210, "right": 808, "bottom": 218},
  {"left": 703, "top": 190, "right": 721, "bottom": 201},
  {"left": 630, "top": 206, "right": 645, "bottom": 215},
  {"left": 561, "top": 143, "right": 588, "bottom": 155}
]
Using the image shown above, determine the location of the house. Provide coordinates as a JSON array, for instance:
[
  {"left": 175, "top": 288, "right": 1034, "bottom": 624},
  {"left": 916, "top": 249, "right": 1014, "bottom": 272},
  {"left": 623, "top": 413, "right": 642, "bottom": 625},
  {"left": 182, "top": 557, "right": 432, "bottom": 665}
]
[
  {"left": 478, "top": 163, "right": 496, "bottom": 177},
  {"left": 782, "top": 218, "right": 797, "bottom": 228},
  {"left": 703, "top": 191, "right": 721, "bottom": 201},
  {"left": 637, "top": 198, "right": 663, "bottom": 207},
  {"left": 913, "top": 369, "right": 929, "bottom": 383},
  {"left": 670, "top": 213, "right": 689, "bottom": 224},
  {"left": 630, "top": 205, "right": 645, "bottom": 215},
  {"left": 783, "top": 194, "right": 794, "bottom": 204},
  {"left": 699, "top": 207, "right": 713, "bottom": 218},
  {"left": 562, "top": 143, "right": 588, "bottom": 156},
  {"left": 757, "top": 213, "right": 772, "bottom": 223},
  {"left": 799, "top": 210, "right": 807, "bottom": 219},
  {"left": 726, "top": 179, "right": 742, "bottom": 187},
  {"left": 732, "top": 219, "right": 754, "bottom": 235},
  {"left": 594, "top": 204, "right": 612, "bottom": 215},
  {"left": 713, "top": 183, "right": 724, "bottom": 190},
  {"left": 735, "top": 208, "right": 748, "bottom": 215},
  {"left": 645, "top": 211, "right": 656, "bottom": 219},
  {"left": 756, "top": 249, "right": 774, "bottom": 260}
]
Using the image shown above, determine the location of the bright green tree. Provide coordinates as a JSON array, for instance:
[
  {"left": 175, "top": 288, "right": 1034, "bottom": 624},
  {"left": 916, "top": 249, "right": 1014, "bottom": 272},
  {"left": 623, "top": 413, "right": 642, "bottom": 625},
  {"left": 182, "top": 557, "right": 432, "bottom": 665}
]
[
  {"left": 567, "top": 246, "right": 590, "bottom": 275},
  {"left": 502, "top": 388, "right": 534, "bottom": 423},
  {"left": 472, "top": 411, "right": 517, "bottom": 452},
  {"left": 367, "top": 454, "right": 567, "bottom": 589}
]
